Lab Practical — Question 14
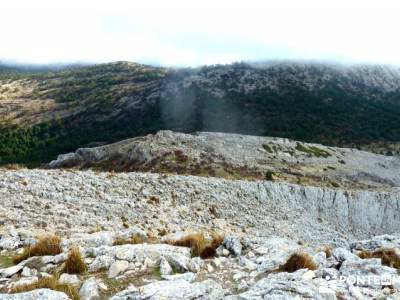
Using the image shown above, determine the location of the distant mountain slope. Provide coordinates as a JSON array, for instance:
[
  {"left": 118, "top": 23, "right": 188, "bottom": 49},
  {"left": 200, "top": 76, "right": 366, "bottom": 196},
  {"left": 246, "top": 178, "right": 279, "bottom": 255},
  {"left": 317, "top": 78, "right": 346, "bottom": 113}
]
[{"left": 1, "top": 61, "right": 400, "bottom": 165}]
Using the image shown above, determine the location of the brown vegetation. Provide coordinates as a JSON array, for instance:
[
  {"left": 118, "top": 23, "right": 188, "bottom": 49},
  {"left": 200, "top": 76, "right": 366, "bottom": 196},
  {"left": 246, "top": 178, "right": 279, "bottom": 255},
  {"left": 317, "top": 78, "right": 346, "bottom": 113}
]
[
  {"left": 13, "top": 234, "right": 62, "bottom": 264},
  {"left": 113, "top": 235, "right": 145, "bottom": 246},
  {"left": 10, "top": 276, "right": 80, "bottom": 300},
  {"left": 358, "top": 248, "right": 400, "bottom": 269},
  {"left": 63, "top": 246, "right": 87, "bottom": 274},
  {"left": 279, "top": 252, "right": 317, "bottom": 273},
  {"left": 167, "top": 232, "right": 224, "bottom": 258}
]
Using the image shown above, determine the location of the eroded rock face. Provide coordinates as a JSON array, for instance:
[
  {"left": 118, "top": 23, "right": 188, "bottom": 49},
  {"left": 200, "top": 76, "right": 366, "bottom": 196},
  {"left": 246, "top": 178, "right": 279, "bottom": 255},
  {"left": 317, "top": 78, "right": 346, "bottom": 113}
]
[{"left": 1, "top": 169, "right": 399, "bottom": 247}]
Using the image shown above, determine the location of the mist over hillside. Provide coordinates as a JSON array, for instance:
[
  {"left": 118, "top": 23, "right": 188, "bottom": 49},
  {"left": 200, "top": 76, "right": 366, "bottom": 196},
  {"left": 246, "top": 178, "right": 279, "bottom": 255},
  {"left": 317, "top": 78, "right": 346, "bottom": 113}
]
[{"left": 1, "top": 60, "right": 400, "bottom": 165}]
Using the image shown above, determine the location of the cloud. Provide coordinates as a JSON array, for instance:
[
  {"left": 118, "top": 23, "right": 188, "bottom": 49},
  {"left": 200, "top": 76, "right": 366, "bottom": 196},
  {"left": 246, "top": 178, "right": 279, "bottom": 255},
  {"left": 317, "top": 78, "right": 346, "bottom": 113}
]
[{"left": 1, "top": 0, "right": 400, "bottom": 66}]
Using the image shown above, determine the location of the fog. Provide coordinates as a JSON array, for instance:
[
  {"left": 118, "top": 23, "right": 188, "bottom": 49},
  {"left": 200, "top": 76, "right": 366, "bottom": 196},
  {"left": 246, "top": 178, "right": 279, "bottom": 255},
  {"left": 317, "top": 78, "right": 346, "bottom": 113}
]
[{"left": 2, "top": 0, "right": 400, "bottom": 66}]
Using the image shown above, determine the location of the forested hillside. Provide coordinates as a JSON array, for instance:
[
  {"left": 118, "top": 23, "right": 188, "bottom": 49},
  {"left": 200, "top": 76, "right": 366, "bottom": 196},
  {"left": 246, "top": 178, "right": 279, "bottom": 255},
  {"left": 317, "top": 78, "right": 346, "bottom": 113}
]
[{"left": 1, "top": 61, "right": 400, "bottom": 165}]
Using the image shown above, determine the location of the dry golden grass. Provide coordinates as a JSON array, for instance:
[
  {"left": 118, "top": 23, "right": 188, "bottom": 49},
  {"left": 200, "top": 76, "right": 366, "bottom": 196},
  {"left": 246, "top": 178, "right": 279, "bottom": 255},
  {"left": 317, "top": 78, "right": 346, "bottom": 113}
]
[
  {"left": 167, "top": 232, "right": 224, "bottom": 258},
  {"left": 320, "top": 246, "right": 332, "bottom": 258},
  {"left": 63, "top": 246, "right": 87, "bottom": 274},
  {"left": 279, "top": 252, "right": 317, "bottom": 273},
  {"left": 13, "top": 234, "right": 62, "bottom": 264},
  {"left": 2, "top": 163, "right": 26, "bottom": 170},
  {"left": 113, "top": 235, "right": 145, "bottom": 246},
  {"left": 10, "top": 276, "right": 80, "bottom": 300},
  {"left": 358, "top": 248, "right": 400, "bottom": 269}
]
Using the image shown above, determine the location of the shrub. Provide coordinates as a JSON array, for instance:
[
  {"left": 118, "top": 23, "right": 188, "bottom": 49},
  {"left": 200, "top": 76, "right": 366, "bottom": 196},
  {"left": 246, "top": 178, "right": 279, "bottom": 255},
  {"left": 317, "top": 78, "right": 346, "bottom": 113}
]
[
  {"left": 279, "top": 252, "right": 317, "bottom": 273},
  {"left": 147, "top": 196, "right": 160, "bottom": 205},
  {"left": 170, "top": 233, "right": 206, "bottom": 257},
  {"left": 113, "top": 235, "right": 145, "bottom": 246},
  {"left": 265, "top": 170, "right": 275, "bottom": 181},
  {"left": 10, "top": 276, "right": 80, "bottom": 300},
  {"left": 13, "top": 234, "right": 62, "bottom": 264},
  {"left": 358, "top": 248, "right": 400, "bottom": 269},
  {"left": 174, "top": 150, "right": 189, "bottom": 163},
  {"left": 64, "top": 246, "right": 87, "bottom": 274},
  {"left": 262, "top": 144, "right": 273, "bottom": 153},
  {"left": 167, "top": 232, "right": 224, "bottom": 258}
]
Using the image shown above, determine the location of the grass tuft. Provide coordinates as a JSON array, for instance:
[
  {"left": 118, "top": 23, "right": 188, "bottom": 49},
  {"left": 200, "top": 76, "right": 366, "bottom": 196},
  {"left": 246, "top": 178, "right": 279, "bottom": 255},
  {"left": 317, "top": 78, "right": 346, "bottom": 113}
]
[
  {"left": 10, "top": 276, "right": 80, "bottom": 300},
  {"left": 63, "top": 246, "right": 87, "bottom": 274},
  {"left": 12, "top": 234, "right": 62, "bottom": 264},
  {"left": 167, "top": 232, "right": 224, "bottom": 258},
  {"left": 113, "top": 235, "right": 145, "bottom": 246},
  {"left": 358, "top": 248, "right": 400, "bottom": 269},
  {"left": 279, "top": 252, "right": 317, "bottom": 273}
]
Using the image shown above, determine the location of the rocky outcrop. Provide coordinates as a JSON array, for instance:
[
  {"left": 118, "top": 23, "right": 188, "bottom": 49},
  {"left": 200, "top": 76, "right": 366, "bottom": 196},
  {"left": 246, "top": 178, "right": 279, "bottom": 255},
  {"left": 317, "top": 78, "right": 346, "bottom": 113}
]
[{"left": 48, "top": 131, "right": 400, "bottom": 189}]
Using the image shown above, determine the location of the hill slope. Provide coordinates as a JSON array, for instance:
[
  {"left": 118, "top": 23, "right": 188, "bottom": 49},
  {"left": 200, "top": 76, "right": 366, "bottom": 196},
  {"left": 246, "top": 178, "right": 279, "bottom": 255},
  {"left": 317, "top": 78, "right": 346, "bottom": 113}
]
[
  {"left": 1, "top": 61, "right": 400, "bottom": 165},
  {"left": 48, "top": 130, "right": 400, "bottom": 190}
]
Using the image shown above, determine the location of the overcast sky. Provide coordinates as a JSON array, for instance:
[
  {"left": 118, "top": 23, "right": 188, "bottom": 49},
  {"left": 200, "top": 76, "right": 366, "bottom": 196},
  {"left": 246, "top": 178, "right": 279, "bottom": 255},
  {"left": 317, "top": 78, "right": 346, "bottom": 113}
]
[{"left": 1, "top": 0, "right": 400, "bottom": 66}]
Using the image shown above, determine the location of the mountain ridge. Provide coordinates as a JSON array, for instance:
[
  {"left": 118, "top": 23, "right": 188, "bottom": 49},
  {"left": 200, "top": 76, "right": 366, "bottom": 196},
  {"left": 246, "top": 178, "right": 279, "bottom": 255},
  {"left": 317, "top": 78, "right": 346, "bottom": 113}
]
[{"left": 1, "top": 60, "right": 400, "bottom": 165}]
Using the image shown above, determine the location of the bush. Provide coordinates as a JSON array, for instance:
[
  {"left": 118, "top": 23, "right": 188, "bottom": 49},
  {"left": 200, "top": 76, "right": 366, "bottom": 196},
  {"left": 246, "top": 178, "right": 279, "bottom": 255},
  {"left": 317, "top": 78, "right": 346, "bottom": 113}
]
[
  {"left": 10, "top": 276, "right": 80, "bottom": 300},
  {"left": 64, "top": 246, "right": 87, "bottom": 274},
  {"left": 279, "top": 252, "right": 317, "bottom": 272},
  {"left": 358, "top": 248, "right": 400, "bottom": 269},
  {"left": 167, "top": 232, "right": 224, "bottom": 258},
  {"left": 113, "top": 235, "right": 145, "bottom": 246},
  {"left": 13, "top": 234, "right": 62, "bottom": 264}
]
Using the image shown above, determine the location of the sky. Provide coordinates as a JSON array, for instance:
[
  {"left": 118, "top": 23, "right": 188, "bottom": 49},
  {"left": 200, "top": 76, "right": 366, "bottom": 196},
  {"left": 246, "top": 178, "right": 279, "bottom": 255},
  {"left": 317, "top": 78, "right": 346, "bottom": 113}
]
[{"left": 1, "top": 0, "right": 400, "bottom": 66}]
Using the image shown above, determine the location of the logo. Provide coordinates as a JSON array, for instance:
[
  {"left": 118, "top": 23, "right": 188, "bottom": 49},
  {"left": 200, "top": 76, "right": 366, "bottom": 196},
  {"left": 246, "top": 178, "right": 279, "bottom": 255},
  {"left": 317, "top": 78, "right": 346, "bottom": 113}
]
[{"left": 318, "top": 274, "right": 398, "bottom": 294}]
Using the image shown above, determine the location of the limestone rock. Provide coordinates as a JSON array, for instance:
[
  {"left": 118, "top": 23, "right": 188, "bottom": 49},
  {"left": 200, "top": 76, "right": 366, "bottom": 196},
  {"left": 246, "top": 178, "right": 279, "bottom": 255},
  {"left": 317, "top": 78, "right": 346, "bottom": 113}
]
[
  {"left": 110, "top": 279, "right": 224, "bottom": 300},
  {"left": 80, "top": 277, "right": 100, "bottom": 300},
  {"left": 0, "top": 288, "right": 70, "bottom": 299},
  {"left": 223, "top": 236, "right": 242, "bottom": 256},
  {"left": 159, "top": 257, "right": 173, "bottom": 275},
  {"left": 108, "top": 260, "right": 129, "bottom": 278},
  {"left": 59, "top": 273, "right": 81, "bottom": 286},
  {"left": 0, "top": 265, "right": 23, "bottom": 278}
]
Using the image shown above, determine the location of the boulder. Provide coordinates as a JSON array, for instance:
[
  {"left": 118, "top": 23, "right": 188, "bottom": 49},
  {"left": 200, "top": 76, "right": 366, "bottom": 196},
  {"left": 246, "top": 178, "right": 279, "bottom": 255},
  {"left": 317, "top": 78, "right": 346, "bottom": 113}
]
[
  {"left": 0, "top": 265, "right": 23, "bottom": 278},
  {"left": 63, "top": 231, "right": 113, "bottom": 249},
  {"left": 332, "top": 247, "right": 360, "bottom": 263},
  {"left": 0, "top": 288, "right": 70, "bottom": 299},
  {"left": 108, "top": 260, "right": 129, "bottom": 278},
  {"left": 80, "top": 277, "right": 100, "bottom": 300},
  {"left": 225, "top": 270, "right": 321, "bottom": 299},
  {"left": 159, "top": 257, "right": 173, "bottom": 275},
  {"left": 59, "top": 273, "right": 81, "bottom": 286},
  {"left": 110, "top": 279, "right": 224, "bottom": 300},
  {"left": 223, "top": 236, "right": 242, "bottom": 256}
]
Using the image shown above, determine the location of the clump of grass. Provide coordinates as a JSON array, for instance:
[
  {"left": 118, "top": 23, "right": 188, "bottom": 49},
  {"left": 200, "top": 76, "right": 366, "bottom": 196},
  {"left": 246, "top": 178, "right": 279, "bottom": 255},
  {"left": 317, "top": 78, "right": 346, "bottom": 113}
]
[
  {"left": 63, "top": 246, "right": 87, "bottom": 274},
  {"left": 10, "top": 276, "right": 80, "bottom": 300},
  {"left": 0, "top": 255, "right": 13, "bottom": 268},
  {"left": 147, "top": 196, "right": 160, "bottom": 205},
  {"left": 113, "top": 235, "right": 145, "bottom": 246},
  {"left": 358, "top": 248, "right": 400, "bottom": 269},
  {"left": 279, "top": 252, "right": 317, "bottom": 273},
  {"left": 13, "top": 234, "right": 62, "bottom": 264},
  {"left": 322, "top": 246, "right": 333, "bottom": 258},
  {"left": 174, "top": 150, "right": 189, "bottom": 163},
  {"left": 170, "top": 232, "right": 206, "bottom": 257},
  {"left": 295, "top": 142, "right": 331, "bottom": 158},
  {"left": 262, "top": 144, "right": 274, "bottom": 153},
  {"left": 265, "top": 170, "right": 275, "bottom": 181},
  {"left": 167, "top": 232, "right": 224, "bottom": 258}
]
